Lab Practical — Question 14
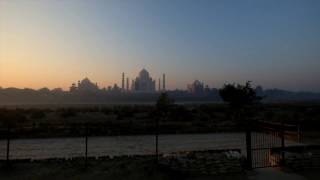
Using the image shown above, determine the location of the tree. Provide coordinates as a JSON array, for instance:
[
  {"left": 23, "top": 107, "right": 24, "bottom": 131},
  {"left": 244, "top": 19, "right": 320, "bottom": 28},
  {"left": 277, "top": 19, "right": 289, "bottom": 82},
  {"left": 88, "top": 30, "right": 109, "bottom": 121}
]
[
  {"left": 38, "top": 87, "right": 50, "bottom": 94},
  {"left": 219, "top": 81, "right": 262, "bottom": 169},
  {"left": 219, "top": 81, "right": 261, "bottom": 108},
  {"left": 219, "top": 81, "right": 262, "bottom": 126},
  {"left": 156, "top": 92, "right": 174, "bottom": 115},
  {"left": 155, "top": 92, "right": 174, "bottom": 163}
]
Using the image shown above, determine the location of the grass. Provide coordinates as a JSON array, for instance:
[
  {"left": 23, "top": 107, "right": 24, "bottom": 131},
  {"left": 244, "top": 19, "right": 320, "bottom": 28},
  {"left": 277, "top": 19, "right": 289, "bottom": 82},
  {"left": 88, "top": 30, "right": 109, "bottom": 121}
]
[{"left": 2, "top": 103, "right": 320, "bottom": 139}]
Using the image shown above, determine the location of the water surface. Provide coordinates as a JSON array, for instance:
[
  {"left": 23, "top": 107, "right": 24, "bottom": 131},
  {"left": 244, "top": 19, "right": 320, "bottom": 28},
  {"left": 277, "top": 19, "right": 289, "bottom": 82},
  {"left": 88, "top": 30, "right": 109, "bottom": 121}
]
[{"left": 0, "top": 133, "right": 245, "bottom": 159}]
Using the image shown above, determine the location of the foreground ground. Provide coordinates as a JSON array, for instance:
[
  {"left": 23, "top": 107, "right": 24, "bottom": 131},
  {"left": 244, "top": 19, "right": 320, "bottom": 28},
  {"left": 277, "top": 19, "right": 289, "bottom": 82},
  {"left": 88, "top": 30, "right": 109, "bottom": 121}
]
[
  {"left": 0, "top": 157, "right": 247, "bottom": 180},
  {"left": 1, "top": 159, "right": 319, "bottom": 180}
]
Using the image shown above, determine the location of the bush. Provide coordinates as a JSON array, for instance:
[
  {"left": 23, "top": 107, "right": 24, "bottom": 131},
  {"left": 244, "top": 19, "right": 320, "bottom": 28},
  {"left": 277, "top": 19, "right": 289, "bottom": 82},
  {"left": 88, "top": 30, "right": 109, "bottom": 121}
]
[
  {"left": 60, "top": 109, "right": 77, "bottom": 118},
  {"left": 31, "top": 111, "right": 46, "bottom": 119}
]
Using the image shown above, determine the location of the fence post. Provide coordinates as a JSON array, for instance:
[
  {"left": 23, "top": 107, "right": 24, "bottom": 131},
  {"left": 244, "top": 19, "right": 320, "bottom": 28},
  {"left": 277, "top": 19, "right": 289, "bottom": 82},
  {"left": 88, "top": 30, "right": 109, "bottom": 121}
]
[
  {"left": 246, "top": 128, "right": 252, "bottom": 169},
  {"left": 298, "top": 124, "right": 303, "bottom": 143},
  {"left": 6, "top": 124, "right": 11, "bottom": 167},
  {"left": 85, "top": 123, "right": 88, "bottom": 168},
  {"left": 281, "top": 122, "right": 285, "bottom": 165},
  {"left": 155, "top": 117, "right": 159, "bottom": 164}
]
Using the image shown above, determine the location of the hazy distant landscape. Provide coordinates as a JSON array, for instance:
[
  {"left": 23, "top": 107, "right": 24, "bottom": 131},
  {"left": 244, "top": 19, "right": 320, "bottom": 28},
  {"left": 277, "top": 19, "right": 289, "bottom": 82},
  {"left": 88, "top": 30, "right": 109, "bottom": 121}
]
[{"left": 1, "top": 86, "right": 320, "bottom": 105}]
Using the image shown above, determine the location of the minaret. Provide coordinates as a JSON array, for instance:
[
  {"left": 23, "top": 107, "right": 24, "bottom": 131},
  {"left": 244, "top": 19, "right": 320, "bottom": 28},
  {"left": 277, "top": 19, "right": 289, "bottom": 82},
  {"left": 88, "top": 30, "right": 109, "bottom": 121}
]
[
  {"left": 158, "top": 78, "right": 161, "bottom": 92},
  {"left": 126, "top": 78, "right": 129, "bottom": 91},
  {"left": 131, "top": 80, "right": 135, "bottom": 91},
  {"left": 122, "top": 72, "right": 125, "bottom": 91},
  {"left": 162, "top": 73, "right": 166, "bottom": 91}
]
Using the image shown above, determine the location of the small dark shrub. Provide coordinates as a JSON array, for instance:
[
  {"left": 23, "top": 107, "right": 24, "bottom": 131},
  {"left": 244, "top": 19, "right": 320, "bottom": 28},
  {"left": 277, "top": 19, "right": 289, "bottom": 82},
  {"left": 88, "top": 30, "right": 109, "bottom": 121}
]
[{"left": 31, "top": 111, "right": 46, "bottom": 119}]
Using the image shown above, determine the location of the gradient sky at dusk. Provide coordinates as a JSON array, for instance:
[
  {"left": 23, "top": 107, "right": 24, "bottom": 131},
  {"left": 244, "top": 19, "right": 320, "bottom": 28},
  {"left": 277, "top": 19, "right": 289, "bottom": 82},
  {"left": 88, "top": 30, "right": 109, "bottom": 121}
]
[{"left": 1, "top": 0, "right": 320, "bottom": 91}]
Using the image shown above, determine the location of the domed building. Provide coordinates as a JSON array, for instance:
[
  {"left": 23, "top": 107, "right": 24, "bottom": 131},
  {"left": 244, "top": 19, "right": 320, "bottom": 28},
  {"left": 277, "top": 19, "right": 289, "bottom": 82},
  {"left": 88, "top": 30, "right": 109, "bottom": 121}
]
[
  {"left": 132, "top": 69, "right": 156, "bottom": 92},
  {"left": 70, "top": 77, "right": 99, "bottom": 93},
  {"left": 187, "top": 80, "right": 204, "bottom": 95}
]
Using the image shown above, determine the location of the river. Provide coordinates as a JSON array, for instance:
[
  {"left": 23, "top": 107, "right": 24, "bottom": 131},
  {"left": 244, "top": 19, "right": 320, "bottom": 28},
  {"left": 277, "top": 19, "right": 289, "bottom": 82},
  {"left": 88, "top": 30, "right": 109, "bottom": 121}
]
[{"left": 0, "top": 133, "right": 246, "bottom": 160}]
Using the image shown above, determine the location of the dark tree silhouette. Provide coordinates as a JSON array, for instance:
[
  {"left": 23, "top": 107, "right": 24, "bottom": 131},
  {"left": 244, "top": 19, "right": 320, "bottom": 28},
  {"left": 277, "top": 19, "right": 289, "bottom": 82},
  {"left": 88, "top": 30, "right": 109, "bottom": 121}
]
[
  {"left": 155, "top": 92, "right": 174, "bottom": 162},
  {"left": 219, "top": 81, "right": 262, "bottom": 126},
  {"left": 0, "top": 111, "right": 25, "bottom": 167},
  {"left": 156, "top": 92, "right": 174, "bottom": 115},
  {"left": 219, "top": 81, "right": 262, "bottom": 169},
  {"left": 219, "top": 81, "right": 261, "bottom": 108}
]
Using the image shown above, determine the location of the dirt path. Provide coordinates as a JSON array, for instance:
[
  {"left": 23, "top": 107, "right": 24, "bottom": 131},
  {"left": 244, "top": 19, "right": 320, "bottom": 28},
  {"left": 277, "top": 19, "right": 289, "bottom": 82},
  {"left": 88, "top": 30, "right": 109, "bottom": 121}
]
[{"left": 248, "top": 168, "right": 307, "bottom": 180}]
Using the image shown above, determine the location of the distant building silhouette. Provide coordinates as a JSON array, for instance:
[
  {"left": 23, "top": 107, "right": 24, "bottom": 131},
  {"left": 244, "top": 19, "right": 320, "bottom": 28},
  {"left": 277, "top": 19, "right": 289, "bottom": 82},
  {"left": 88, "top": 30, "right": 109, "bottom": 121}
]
[
  {"left": 70, "top": 77, "right": 99, "bottom": 93},
  {"left": 122, "top": 72, "right": 125, "bottom": 91},
  {"left": 69, "top": 69, "right": 165, "bottom": 94},
  {"left": 187, "top": 80, "right": 205, "bottom": 95},
  {"left": 70, "top": 83, "right": 77, "bottom": 92},
  {"left": 126, "top": 77, "right": 129, "bottom": 91},
  {"left": 158, "top": 78, "right": 161, "bottom": 92},
  {"left": 133, "top": 69, "right": 156, "bottom": 92},
  {"left": 113, "top": 83, "right": 121, "bottom": 92},
  {"left": 131, "top": 79, "right": 135, "bottom": 91},
  {"left": 163, "top": 74, "right": 166, "bottom": 91}
]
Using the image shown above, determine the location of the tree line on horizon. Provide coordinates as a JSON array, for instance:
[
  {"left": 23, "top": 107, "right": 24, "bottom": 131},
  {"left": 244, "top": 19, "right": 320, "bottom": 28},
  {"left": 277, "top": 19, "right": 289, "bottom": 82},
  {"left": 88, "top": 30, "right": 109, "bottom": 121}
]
[{"left": 0, "top": 83, "right": 320, "bottom": 104}]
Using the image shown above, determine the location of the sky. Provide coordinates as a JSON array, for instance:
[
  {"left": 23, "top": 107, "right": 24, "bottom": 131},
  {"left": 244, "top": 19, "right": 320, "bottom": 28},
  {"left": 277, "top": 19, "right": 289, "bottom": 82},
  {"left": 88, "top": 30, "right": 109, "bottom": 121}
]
[{"left": 1, "top": 0, "right": 320, "bottom": 92}]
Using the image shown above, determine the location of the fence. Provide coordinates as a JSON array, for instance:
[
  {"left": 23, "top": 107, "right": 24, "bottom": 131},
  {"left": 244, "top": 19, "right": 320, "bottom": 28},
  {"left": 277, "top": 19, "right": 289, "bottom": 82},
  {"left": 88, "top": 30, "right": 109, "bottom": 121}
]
[
  {"left": 0, "top": 123, "right": 247, "bottom": 168},
  {"left": 0, "top": 120, "right": 303, "bottom": 170},
  {"left": 246, "top": 120, "right": 303, "bottom": 169}
]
